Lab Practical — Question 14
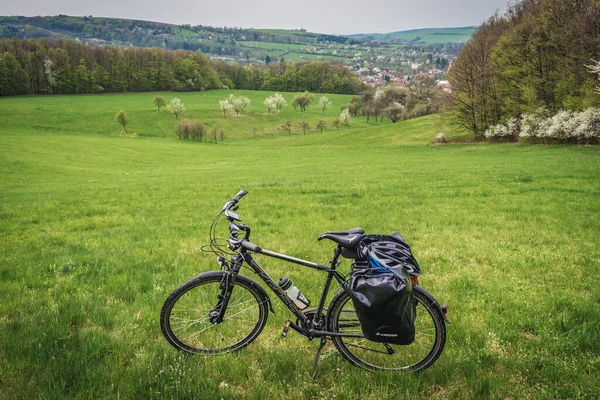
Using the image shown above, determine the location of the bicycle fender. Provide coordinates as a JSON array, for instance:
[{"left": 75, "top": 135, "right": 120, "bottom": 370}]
[{"left": 246, "top": 277, "right": 275, "bottom": 314}]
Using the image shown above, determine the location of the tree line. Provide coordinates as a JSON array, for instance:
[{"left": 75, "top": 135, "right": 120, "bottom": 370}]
[
  {"left": 0, "top": 38, "right": 364, "bottom": 96},
  {"left": 447, "top": 0, "right": 600, "bottom": 138}
]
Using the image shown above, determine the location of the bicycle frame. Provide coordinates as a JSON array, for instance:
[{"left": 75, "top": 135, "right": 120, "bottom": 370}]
[{"left": 222, "top": 239, "right": 363, "bottom": 339}]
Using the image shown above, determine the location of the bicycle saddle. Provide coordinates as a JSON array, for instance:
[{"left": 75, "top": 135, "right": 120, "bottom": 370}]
[{"left": 318, "top": 228, "right": 365, "bottom": 248}]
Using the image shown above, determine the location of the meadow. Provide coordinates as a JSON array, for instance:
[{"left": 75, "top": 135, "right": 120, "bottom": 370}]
[{"left": 1, "top": 91, "right": 599, "bottom": 399}]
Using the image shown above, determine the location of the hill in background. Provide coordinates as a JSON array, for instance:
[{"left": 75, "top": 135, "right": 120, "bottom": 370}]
[
  {"left": 0, "top": 15, "right": 470, "bottom": 70},
  {"left": 349, "top": 27, "right": 476, "bottom": 44}
]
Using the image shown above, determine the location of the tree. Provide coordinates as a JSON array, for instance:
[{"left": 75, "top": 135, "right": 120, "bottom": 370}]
[
  {"left": 227, "top": 94, "right": 250, "bottom": 116},
  {"left": 319, "top": 96, "right": 332, "bottom": 115},
  {"left": 153, "top": 96, "right": 165, "bottom": 112},
  {"left": 273, "top": 93, "right": 287, "bottom": 112},
  {"left": 448, "top": 14, "right": 508, "bottom": 138},
  {"left": 291, "top": 91, "right": 314, "bottom": 112},
  {"left": 43, "top": 57, "right": 57, "bottom": 92},
  {"left": 169, "top": 98, "right": 185, "bottom": 119},
  {"left": 219, "top": 99, "right": 233, "bottom": 117},
  {"left": 316, "top": 120, "right": 326, "bottom": 133},
  {"left": 115, "top": 110, "right": 129, "bottom": 133},
  {"left": 281, "top": 121, "right": 292, "bottom": 136},
  {"left": 383, "top": 102, "right": 405, "bottom": 123},
  {"left": 340, "top": 108, "right": 351, "bottom": 127},
  {"left": 176, "top": 119, "right": 206, "bottom": 141},
  {"left": 298, "top": 121, "right": 310, "bottom": 135},
  {"left": 264, "top": 96, "right": 276, "bottom": 113},
  {"left": 331, "top": 118, "right": 340, "bottom": 131},
  {"left": 587, "top": 60, "right": 600, "bottom": 95},
  {"left": 264, "top": 92, "right": 287, "bottom": 113}
]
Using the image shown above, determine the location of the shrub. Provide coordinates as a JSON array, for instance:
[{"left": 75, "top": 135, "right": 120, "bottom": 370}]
[
  {"left": 484, "top": 117, "right": 519, "bottom": 141},
  {"left": 176, "top": 119, "right": 206, "bottom": 141},
  {"left": 488, "top": 107, "right": 600, "bottom": 144}
]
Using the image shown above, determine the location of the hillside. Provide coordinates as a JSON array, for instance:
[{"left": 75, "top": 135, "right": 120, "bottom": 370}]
[
  {"left": 349, "top": 27, "right": 476, "bottom": 44},
  {"left": 0, "top": 15, "right": 467, "bottom": 71}
]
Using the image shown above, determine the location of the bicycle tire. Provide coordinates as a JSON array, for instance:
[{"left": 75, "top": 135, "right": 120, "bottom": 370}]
[
  {"left": 327, "top": 286, "right": 446, "bottom": 371},
  {"left": 160, "top": 271, "right": 269, "bottom": 354}
]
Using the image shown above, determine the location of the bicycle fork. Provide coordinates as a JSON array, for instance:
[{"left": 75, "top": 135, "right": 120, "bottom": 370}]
[{"left": 210, "top": 255, "right": 243, "bottom": 324}]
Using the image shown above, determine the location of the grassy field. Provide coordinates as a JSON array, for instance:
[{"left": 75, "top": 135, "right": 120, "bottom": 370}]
[
  {"left": 1, "top": 91, "right": 599, "bottom": 399},
  {"left": 351, "top": 27, "right": 476, "bottom": 44}
]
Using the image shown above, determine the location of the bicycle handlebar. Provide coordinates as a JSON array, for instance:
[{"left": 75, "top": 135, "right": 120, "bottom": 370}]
[
  {"left": 222, "top": 189, "right": 248, "bottom": 212},
  {"left": 233, "top": 189, "right": 248, "bottom": 202}
]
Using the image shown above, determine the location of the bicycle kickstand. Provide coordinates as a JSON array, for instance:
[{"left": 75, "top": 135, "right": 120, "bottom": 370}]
[{"left": 310, "top": 336, "right": 328, "bottom": 379}]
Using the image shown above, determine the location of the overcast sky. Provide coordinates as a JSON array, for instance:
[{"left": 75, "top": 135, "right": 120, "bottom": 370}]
[{"left": 0, "top": 0, "right": 508, "bottom": 35}]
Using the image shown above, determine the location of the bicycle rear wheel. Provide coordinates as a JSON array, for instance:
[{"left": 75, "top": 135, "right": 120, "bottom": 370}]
[
  {"left": 327, "top": 286, "right": 446, "bottom": 371},
  {"left": 160, "top": 271, "right": 269, "bottom": 354}
]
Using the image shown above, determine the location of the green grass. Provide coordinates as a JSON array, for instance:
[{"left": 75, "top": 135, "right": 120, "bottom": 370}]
[
  {"left": 1, "top": 91, "right": 599, "bottom": 399},
  {"left": 0, "top": 90, "right": 361, "bottom": 140},
  {"left": 240, "top": 41, "right": 316, "bottom": 51}
]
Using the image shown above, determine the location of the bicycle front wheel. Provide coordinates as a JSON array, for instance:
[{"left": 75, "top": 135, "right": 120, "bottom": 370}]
[
  {"left": 327, "top": 286, "right": 446, "bottom": 371},
  {"left": 160, "top": 271, "right": 269, "bottom": 354}
]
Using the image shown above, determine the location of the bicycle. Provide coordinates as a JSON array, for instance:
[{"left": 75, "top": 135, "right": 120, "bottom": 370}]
[{"left": 160, "top": 190, "right": 450, "bottom": 376}]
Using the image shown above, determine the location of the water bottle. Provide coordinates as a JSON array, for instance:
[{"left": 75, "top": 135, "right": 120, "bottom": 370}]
[{"left": 279, "top": 277, "right": 310, "bottom": 309}]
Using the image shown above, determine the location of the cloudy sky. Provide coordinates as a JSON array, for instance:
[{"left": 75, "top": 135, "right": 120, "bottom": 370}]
[{"left": 0, "top": 0, "right": 508, "bottom": 35}]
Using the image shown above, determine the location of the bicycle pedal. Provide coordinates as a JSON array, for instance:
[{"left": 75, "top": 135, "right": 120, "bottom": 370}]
[{"left": 281, "top": 320, "right": 291, "bottom": 337}]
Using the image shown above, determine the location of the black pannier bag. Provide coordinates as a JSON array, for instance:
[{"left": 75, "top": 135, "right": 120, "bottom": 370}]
[{"left": 349, "top": 233, "right": 420, "bottom": 345}]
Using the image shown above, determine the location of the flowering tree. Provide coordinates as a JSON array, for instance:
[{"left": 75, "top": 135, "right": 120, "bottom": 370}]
[
  {"left": 169, "top": 98, "right": 185, "bottom": 119},
  {"left": 340, "top": 108, "right": 351, "bottom": 127},
  {"left": 318, "top": 96, "right": 332, "bottom": 115},
  {"left": 219, "top": 99, "right": 233, "bottom": 117},
  {"left": 228, "top": 94, "right": 250, "bottom": 117},
  {"left": 587, "top": 59, "right": 600, "bottom": 94},
  {"left": 264, "top": 97, "right": 276, "bottom": 113},
  {"left": 43, "top": 58, "right": 57, "bottom": 91},
  {"left": 273, "top": 93, "right": 287, "bottom": 112}
]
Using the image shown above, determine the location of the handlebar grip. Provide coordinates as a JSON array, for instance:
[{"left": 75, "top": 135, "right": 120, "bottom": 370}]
[{"left": 233, "top": 189, "right": 248, "bottom": 202}]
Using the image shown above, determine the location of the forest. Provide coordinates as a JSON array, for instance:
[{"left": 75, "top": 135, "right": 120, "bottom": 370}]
[
  {"left": 447, "top": 0, "right": 600, "bottom": 140},
  {"left": 0, "top": 38, "right": 364, "bottom": 96}
]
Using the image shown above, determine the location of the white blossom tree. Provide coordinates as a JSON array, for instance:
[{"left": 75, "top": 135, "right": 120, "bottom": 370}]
[
  {"left": 318, "top": 96, "right": 332, "bottom": 116},
  {"left": 340, "top": 108, "right": 351, "bottom": 127},
  {"left": 43, "top": 58, "right": 57, "bottom": 91},
  {"left": 586, "top": 59, "right": 600, "bottom": 94},
  {"left": 264, "top": 96, "right": 276, "bottom": 113},
  {"left": 264, "top": 92, "right": 288, "bottom": 113},
  {"left": 219, "top": 99, "right": 233, "bottom": 117},
  {"left": 228, "top": 94, "right": 250, "bottom": 117},
  {"left": 273, "top": 93, "right": 287, "bottom": 112},
  {"left": 374, "top": 86, "right": 386, "bottom": 103},
  {"left": 168, "top": 98, "right": 185, "bottom": 119}
]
